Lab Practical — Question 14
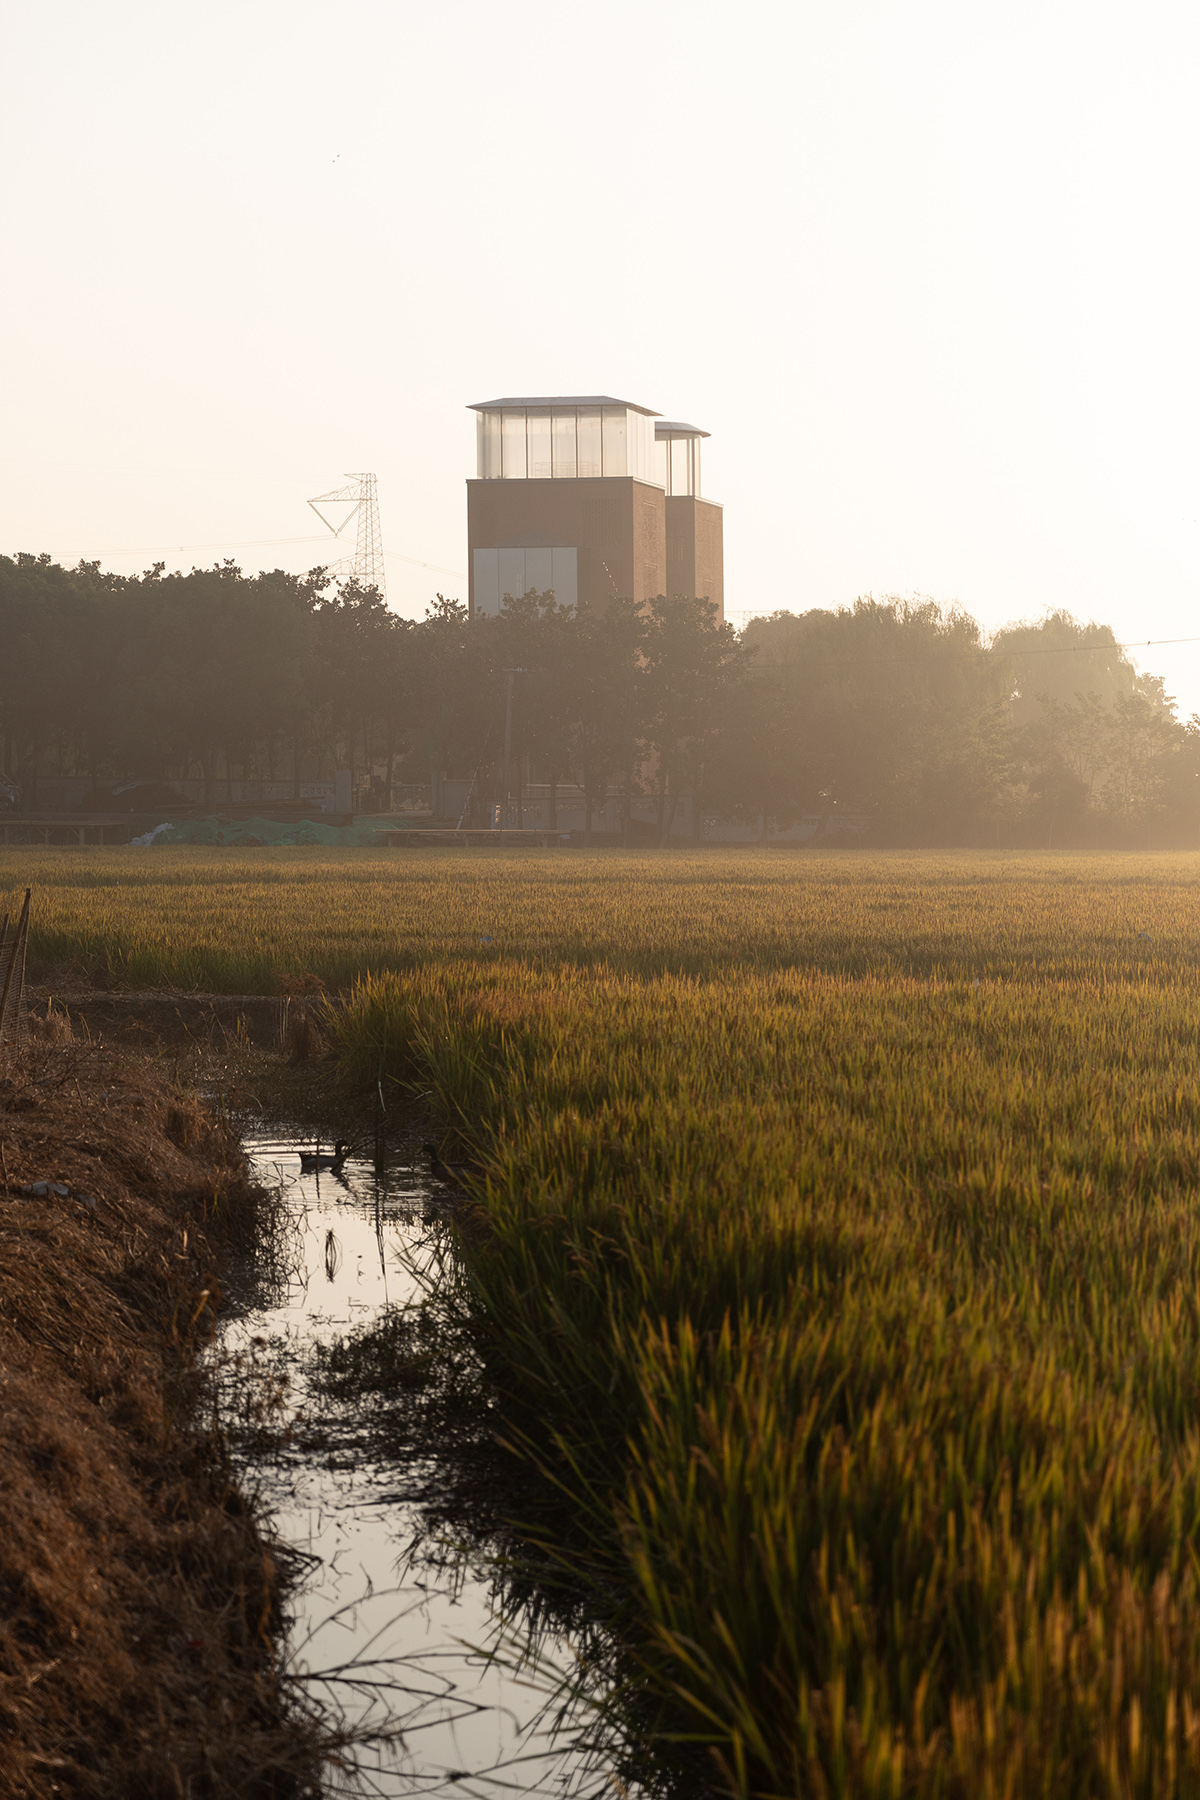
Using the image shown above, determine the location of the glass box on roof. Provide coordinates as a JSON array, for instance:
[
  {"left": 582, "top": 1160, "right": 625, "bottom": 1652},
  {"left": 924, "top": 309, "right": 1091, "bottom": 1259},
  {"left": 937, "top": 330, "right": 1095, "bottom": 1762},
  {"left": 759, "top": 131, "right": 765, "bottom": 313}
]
[
  {"left": 473, "top": 400, "right": 662, "bottom": 483},
  {"left": 654, "top": 422, "right": 708, "bottom": 498}
]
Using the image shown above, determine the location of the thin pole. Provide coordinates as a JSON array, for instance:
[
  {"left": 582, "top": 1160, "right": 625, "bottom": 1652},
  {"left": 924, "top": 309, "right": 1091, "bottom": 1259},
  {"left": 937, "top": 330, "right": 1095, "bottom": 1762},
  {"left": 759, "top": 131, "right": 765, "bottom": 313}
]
[
  {"left": 0, "top": 913, "right": 9, "bottom": 1040},
  {"left": 0, "top": 890, "right": 30, "bottom": 1048},
  {"left": 501, "top": 668, "right": 529, "bottom": 833},
  {"left": 12, "top": 899, "right": 29, "bottom": 1050},
  {"left": 503, "top": 671, "right": 514, "bottom": 831}
]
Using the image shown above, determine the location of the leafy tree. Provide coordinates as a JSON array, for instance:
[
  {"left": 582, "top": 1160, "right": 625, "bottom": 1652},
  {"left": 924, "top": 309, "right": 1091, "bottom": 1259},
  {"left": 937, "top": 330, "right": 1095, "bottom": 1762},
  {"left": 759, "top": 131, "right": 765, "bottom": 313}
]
[
  {"left": 310, "top": 579, "right": 417, "bottom": 805},
  {"left": 992, "top": 612, "right": 1140, "bottom": 723},
  {"left": 640, "top": 595, "right": 745, "bottom": 841},
  {"left": 741, "top": 598, "right": 1011, "bottom": 840},
  {"left": 1007, "top": 616, "right": 1183, "bottom": 841},
  {"left": 494, "top": 590, "right": 576, "bottom": 827},
  {"left": 698, "top": 661, "right": 797, "bottom": 839},
  {"left": 5, "top": 552, "right": 1197, "bottom": 847},
  {"left": 562, "top": 598, "right": 645, "bottom": 840},
  {"left": 405, "top": 595, "right": 504, "bottom": 817}
]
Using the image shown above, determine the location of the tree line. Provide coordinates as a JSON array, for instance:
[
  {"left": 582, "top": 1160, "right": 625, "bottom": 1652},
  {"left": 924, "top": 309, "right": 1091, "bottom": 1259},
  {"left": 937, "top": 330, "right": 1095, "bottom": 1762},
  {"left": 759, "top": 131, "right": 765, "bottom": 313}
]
[{"left": 2, "top": 550, "right": 1196, "bottom": 843}]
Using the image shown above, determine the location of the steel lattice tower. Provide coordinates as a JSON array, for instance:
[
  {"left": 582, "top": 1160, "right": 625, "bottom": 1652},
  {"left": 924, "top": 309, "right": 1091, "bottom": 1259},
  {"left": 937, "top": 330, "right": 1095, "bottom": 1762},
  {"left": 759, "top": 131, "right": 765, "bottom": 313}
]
[{"left": 307, "top": 472, "right": 386, "bottom": 598}]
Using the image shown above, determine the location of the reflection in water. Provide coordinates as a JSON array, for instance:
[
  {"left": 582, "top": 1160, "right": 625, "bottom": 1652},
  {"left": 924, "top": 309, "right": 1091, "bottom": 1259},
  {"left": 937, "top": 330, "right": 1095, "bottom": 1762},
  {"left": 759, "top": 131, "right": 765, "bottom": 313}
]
[{"left": 219, "top": 1130, "right": 634, "bottom": 1798}]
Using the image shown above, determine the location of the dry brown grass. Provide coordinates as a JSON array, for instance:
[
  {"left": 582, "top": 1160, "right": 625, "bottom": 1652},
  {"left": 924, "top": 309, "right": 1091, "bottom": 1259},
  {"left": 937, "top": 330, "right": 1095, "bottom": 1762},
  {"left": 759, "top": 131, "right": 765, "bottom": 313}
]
[
  {"left": 283, "top": 1008, "right": 325, "bottom": 1066},
  {"left": 0, "top": 1021, "right": 325, "bottom": 1799}
]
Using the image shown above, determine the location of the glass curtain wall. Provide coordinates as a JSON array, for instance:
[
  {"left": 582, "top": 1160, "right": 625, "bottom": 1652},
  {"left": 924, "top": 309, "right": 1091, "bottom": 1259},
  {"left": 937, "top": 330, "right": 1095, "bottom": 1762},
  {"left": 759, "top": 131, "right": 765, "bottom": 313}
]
[
  {"left": 527, "top": 412, "right": 552, "bottom": 479},
  {"left": 664, "top": 436, "right": 702, "bottom": 497},
  {"left": 552, "top": 412, "right": 577, "bottom": 478},
  {"left": 477, "top": 411, "right": 502, "bottom": 480},
  {"left": 476, "top": 406, "right": 665, "bottom": 482},
  {"left": 601, "top": 409, "right": 627, "bottom": 476},
  {"left": 630, "top": 410, "right": 656, "bottom": 483},
  {"left": 501, "top": 412, "right": 527, "bottom": 478},
  {"left": 577, "top": 410, "right": 602, "bottom": 477}
]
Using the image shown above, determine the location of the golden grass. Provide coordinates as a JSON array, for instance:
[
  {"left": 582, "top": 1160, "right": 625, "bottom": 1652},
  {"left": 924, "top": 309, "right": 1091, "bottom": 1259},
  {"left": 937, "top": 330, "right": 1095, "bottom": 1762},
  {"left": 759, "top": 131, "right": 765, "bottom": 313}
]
[{"left": 4, "top": 843, "right": 1200, "bottom": 991}]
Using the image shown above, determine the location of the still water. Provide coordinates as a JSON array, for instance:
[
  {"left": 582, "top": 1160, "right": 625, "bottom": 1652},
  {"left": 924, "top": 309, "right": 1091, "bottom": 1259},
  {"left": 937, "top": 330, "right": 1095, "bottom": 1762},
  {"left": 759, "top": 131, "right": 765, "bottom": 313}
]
[{"left": 221, "top": 1128, "right": 634, "bottom": 1798}]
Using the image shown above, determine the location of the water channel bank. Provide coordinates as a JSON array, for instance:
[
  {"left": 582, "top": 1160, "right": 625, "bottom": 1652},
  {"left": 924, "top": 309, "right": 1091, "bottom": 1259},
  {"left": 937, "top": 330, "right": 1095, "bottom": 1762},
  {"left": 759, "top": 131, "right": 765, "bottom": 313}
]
[
  {"left": 0, "top": 1035, "right": 323, "bottom": 1798},
  {"left": 0, "top": 1000, "right": 689, "bottom": 1796},
  {"left": 223, "top": 1123, "right": 642, "bottom": 1797}
]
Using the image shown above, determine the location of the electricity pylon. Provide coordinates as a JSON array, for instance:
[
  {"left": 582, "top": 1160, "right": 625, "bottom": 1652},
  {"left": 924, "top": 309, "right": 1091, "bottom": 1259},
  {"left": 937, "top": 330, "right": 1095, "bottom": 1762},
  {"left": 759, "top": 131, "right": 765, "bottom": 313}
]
[{"left": 307, "top": 473, "right": 386, "bottom": 598}]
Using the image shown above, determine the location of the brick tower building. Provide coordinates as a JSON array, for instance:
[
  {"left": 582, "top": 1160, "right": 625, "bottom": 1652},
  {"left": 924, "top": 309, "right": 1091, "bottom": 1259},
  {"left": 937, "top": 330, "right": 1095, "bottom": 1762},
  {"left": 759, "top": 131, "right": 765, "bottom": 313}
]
[{"left": 466, "top": 396, "right": 722, "bottom": 620}]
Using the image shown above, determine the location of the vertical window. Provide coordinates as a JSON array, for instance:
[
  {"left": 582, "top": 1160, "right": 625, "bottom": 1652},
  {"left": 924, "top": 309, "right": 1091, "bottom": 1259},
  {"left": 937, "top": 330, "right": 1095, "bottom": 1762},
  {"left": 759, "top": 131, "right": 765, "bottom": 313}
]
[
  {"left": 525, "top": 547, "right": 553, "bottom": 592},
  {"left": 527, "top": 412, "right": 552, "bottom": 479},
  {"left": 501, "top": 412, "right": 527, "bottom": 479},
  {"left": 552, "top": 412, "right": 577, "bottom": 478},
  {"left": 601, "top": 409, "right": 627, "bottom": 476},
  {"left": 473, "top": 548, "right": 500, "bottom": 614},
  {"left": 477, "top": 412, "right": 502, "bottom": 479},
  {"left": 666, "top": 438, "right": 699, "bottom": 497},
  {"left": 550, "top": 547, "right": 578, "bottom": 606},
  {"left": 635, "top": 411, "right": 653, "bottom": 482},
  {"left": 577, "top": 410, "right": 602, "bottom": 478},
  {"left": 627, "top": 411, "right": 638, "bottom": 479},
  {"left": 498, "top": 548, "right": 526, "bottom": 601}
]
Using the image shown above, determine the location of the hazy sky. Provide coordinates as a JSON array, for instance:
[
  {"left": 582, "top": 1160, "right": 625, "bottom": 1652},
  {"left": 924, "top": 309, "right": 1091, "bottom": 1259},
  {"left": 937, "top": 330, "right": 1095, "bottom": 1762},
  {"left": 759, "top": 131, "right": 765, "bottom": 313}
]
[{"left": 6, "top": 2, "right": 1200, "bottom": 710}]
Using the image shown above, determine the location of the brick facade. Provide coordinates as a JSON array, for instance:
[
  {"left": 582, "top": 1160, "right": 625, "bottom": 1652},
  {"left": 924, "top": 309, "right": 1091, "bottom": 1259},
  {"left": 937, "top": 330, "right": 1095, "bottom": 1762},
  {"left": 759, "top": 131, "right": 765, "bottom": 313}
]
[
  {"left": 469, "top": 478, "right": 722, "bottom": 618},
  {"left": 665, "top": 495, "right": 724, "bottom": 617},
  {"left": 468, "top": 476, "right": 670, "bottom": 612}
]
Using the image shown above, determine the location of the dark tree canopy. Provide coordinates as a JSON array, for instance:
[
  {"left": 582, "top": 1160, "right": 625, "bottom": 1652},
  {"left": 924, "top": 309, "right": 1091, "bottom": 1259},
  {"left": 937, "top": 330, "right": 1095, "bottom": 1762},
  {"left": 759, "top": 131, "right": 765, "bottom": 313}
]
[{"left": 0, "top": 554, "right": 1192, "bottom": 844}]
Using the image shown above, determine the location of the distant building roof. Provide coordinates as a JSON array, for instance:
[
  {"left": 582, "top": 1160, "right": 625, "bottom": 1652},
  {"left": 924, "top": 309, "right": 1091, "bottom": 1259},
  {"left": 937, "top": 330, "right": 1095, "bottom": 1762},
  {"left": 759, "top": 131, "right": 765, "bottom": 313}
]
[
  {"left": 655, "top": 420, "right": 710, "bottom": 439},
  {"left": 468, "top": 395, "right": 660, "bottom": 417}
]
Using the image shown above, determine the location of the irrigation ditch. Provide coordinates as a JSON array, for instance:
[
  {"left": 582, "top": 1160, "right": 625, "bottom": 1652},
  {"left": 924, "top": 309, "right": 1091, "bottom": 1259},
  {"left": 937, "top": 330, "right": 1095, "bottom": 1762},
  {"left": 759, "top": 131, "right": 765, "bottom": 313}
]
[
  {"left": 0, "top": 1008, "right": 328, "bottom": 1796},
  {"left": 0, "top": 980, "right": 689, "bottom": 1799}
]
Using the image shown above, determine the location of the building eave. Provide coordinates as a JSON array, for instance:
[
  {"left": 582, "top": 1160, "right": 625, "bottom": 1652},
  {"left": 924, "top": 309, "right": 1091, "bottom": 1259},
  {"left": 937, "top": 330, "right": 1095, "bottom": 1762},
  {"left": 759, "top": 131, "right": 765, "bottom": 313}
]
[{"left": 468, "top": 395, "right": 660, "bottom": 417}]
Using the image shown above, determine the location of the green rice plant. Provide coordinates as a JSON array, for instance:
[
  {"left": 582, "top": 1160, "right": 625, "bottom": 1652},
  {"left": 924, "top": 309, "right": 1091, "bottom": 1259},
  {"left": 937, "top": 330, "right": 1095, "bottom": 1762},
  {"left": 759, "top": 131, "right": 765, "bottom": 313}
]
[
  {"left": 325, "top": 882, "right": 1200, "bottom": 1795},
  {"left": 20, "top": 843, "right": 1200, "bottom": 1790}
]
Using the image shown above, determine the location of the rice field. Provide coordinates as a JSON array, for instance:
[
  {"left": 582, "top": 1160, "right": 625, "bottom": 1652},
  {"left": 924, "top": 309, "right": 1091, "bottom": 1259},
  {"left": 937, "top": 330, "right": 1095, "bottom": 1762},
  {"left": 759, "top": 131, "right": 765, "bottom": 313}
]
[
  {"left": 11, "top": 844, "right": 1200, "bottom": 1793},
  {"left": 4, "top": 842, "right": 1200, "bottom": 991}
]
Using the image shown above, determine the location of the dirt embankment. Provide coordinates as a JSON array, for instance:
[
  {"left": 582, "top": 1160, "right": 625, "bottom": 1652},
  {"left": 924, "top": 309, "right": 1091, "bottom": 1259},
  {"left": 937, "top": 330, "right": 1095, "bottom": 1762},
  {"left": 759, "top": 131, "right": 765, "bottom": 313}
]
[{"left": 0, "top": 1024, "right": 321, "bottom": 1798}]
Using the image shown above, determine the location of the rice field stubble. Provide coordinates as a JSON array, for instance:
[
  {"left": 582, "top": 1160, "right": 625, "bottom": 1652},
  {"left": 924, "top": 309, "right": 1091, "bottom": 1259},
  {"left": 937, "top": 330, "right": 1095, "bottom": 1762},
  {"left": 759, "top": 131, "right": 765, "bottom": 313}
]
[{"left": 11, "top": 846, "right": 1200, "bottom": 1794}]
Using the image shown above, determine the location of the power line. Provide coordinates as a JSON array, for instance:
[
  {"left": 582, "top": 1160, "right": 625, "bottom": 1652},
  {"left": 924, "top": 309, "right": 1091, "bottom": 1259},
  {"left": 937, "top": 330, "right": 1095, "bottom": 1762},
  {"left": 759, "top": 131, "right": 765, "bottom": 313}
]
[
  {"left": 53, "top": 534, "right": 331, "bottom": 554},
  {"left": 1007, "top": 635, "right": 1200, "bottom": 656},
  {"left": 33, "top": 533, "right": 465, "bottom": 580},
  {"left": 383, "top": 550, "right": 465, "bottom": 578},
  {"left": 732, "top": 614, "right": 1200, "bottom": 658}
]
